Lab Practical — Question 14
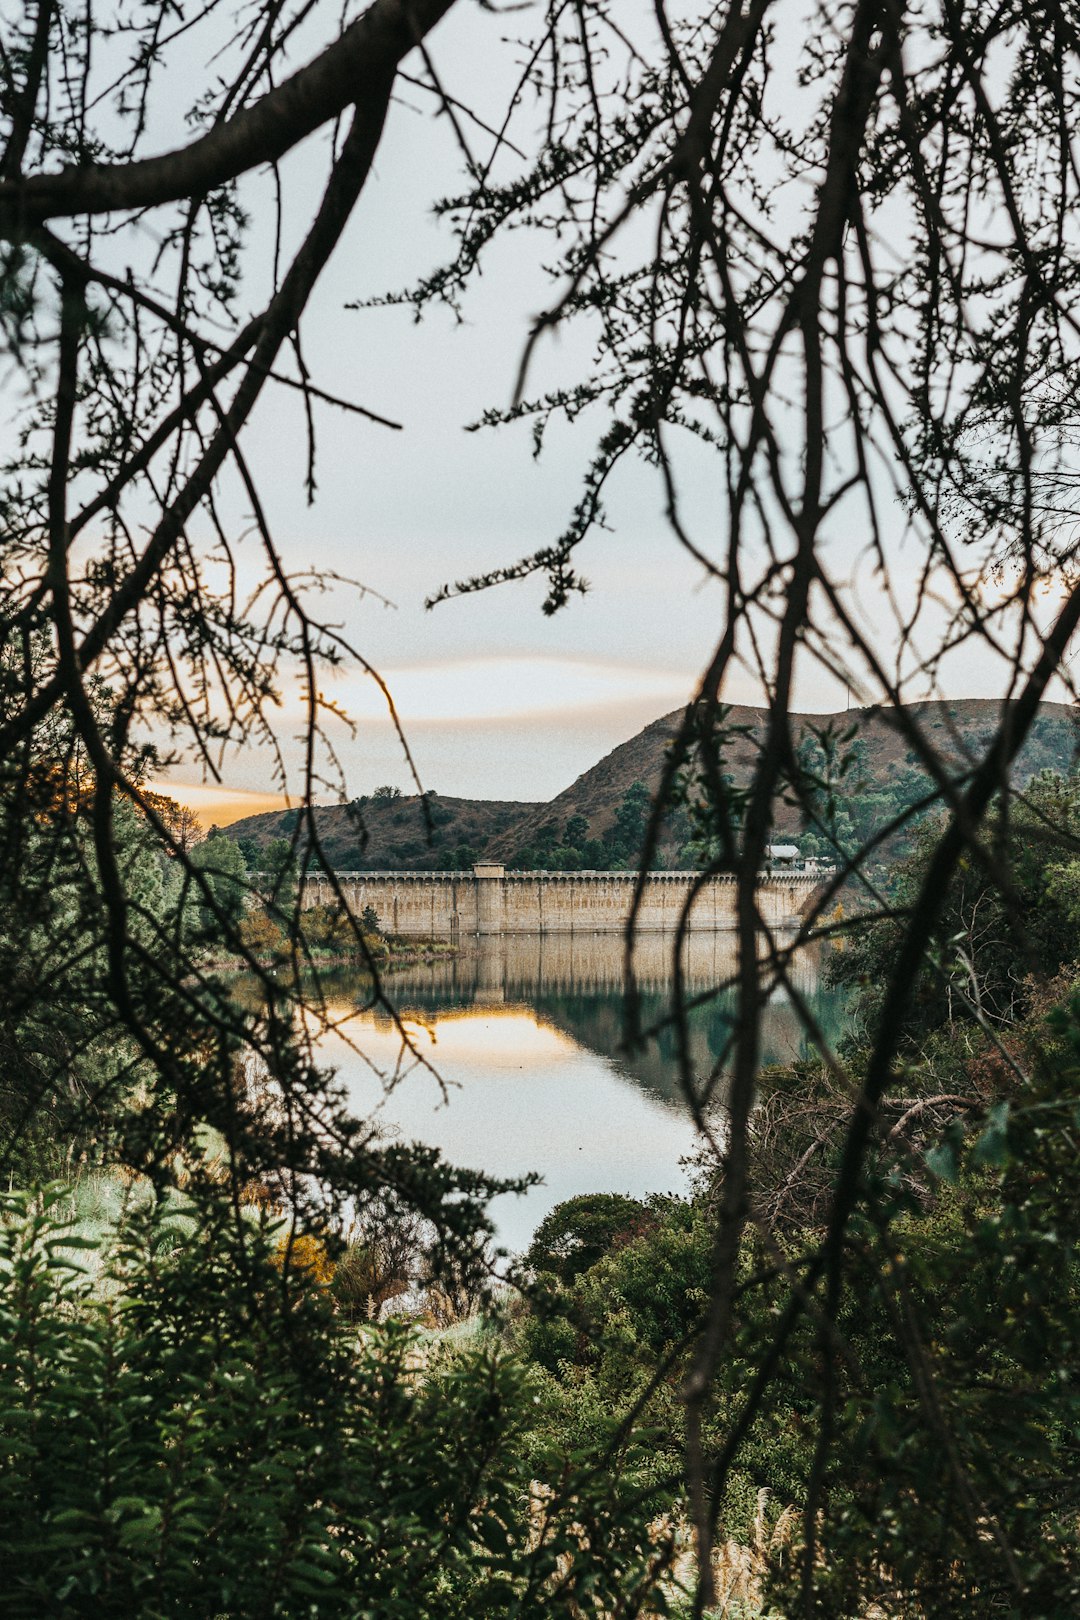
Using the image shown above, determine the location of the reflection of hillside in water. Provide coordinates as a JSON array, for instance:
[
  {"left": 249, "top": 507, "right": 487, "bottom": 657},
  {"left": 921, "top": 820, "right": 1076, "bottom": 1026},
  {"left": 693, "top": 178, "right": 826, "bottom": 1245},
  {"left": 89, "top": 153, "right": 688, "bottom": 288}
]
[{"left": 359, "top": 934, "right": 846, "bottom": 1111}]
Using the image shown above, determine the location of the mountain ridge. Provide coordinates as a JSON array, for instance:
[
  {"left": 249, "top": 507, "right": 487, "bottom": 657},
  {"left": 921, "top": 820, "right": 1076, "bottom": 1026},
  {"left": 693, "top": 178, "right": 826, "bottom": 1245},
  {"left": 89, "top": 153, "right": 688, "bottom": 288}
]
[{"left": 224, "top": 698, "right": 1080, "bottom": 871}]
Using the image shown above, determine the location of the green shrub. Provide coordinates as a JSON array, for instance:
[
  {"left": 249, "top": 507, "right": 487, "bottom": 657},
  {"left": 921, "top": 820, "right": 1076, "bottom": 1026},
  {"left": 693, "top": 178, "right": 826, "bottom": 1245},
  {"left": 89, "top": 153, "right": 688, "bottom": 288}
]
[{"left": 0, "top": 1186, "right": 672, "bottom": 1618}]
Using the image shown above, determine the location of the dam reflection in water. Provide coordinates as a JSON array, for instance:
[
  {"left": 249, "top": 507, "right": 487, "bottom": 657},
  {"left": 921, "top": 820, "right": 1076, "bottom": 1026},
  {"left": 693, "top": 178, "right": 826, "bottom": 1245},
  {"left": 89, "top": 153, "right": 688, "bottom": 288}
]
[{"left": 319, "top": 933, "right": 842, "bottom": 1253}]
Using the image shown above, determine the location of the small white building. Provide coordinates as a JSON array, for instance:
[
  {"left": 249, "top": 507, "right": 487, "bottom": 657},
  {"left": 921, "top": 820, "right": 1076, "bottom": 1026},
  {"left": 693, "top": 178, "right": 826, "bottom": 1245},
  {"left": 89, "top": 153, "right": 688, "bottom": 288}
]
[{"left": 765, "top": 843, "right": 801, "bottom": 869}]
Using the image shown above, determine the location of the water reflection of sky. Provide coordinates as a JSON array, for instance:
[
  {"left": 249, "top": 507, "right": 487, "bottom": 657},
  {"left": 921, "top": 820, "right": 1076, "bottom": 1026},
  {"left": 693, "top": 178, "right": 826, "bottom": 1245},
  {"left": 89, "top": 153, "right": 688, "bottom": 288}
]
[
  {"left": 314, "top": 935, "right": 843, "bottom": 1254},
  {"left": 320, "top": 1003, "right": 699, "bottom": 1255}
]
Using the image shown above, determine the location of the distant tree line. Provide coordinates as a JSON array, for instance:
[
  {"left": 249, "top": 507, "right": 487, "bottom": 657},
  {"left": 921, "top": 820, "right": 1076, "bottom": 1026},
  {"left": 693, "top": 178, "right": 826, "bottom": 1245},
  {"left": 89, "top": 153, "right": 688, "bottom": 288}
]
[{"left": 508, "top": 783, "right": 654, "bottom": 872}]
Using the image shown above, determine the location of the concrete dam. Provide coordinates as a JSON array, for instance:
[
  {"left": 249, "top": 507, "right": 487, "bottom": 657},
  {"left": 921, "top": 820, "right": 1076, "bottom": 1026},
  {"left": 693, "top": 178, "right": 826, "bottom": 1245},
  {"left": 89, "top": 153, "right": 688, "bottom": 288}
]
[{"left": 300, "top": 863, "right": 825, "bottom": 939}]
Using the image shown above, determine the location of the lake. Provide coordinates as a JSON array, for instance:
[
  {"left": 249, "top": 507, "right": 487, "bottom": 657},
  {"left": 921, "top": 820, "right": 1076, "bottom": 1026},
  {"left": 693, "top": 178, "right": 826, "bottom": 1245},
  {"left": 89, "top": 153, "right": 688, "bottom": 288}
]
[{"left": 311, "top": 933, "right": 844, "bottom": 1254}]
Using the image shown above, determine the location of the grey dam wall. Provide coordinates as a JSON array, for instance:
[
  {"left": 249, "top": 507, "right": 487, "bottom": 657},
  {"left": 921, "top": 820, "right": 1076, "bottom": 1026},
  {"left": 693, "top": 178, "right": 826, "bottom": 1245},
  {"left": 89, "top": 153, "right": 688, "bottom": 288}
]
[{"left": 300, "top": 864, "right": 824, "bottom": 939}]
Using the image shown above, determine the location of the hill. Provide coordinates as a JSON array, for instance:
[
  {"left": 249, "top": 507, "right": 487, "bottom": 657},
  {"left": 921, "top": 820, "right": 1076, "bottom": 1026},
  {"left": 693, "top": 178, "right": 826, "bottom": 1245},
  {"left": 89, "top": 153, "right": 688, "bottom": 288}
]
[
  {"left": 227, "top": 790, "right": 534, "bottom": 872},
  {"left": 492, "top": 698, "right": 1079, "bottom": 856},
  {"left": 225, "top": 698, "right": 1080, "bottom": 870}
]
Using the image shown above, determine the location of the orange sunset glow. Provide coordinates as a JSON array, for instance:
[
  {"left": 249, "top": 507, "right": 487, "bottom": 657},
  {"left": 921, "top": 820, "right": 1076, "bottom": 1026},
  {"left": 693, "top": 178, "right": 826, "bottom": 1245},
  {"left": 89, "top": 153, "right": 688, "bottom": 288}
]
[{"left": 146, "top": 780, "right": 290, "bottom": 829}]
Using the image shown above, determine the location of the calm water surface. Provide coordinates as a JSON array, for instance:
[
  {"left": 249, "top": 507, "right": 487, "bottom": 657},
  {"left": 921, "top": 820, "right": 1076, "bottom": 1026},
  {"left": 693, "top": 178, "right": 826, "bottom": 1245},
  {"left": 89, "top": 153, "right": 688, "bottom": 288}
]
[{"left": 314, "top": 934, "right": 845, "bottom": 1254}]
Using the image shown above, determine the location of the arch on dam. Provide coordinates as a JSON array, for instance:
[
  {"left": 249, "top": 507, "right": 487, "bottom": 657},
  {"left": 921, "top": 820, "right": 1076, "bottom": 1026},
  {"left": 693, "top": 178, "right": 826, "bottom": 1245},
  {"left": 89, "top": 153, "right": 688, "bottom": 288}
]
[{"left": 300, "top": 864, "right": 830, "bottom": 938}]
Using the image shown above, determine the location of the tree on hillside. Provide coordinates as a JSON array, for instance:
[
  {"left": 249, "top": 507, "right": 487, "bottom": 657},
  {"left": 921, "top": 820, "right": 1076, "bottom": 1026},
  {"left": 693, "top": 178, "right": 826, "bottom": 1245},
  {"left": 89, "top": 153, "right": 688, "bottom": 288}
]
[
  {"left": 607, "top": 781, "right": 651, "bottom": 866},
  {"left": 564, "top": 814, "right": 589, "bottom": 848},
  {"left": 3, "top": 0, "right": 1080, "bottom": 1612},
  {"left": 143, "top": 793, "right": 204, "bottom": 854},
  {"left": 188, "top": 833, "right": 248, "bottom": 933}
]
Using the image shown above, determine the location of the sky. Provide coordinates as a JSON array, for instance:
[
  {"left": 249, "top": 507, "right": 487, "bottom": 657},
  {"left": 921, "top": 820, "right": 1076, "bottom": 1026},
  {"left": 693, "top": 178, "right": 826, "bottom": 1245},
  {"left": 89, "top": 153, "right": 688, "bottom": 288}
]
[
  {"left": 134, "top": 3, "right": 1050, "bottom": 824},
  {"left": 141, "top": 3, "right": 746, "bottom": 816}
]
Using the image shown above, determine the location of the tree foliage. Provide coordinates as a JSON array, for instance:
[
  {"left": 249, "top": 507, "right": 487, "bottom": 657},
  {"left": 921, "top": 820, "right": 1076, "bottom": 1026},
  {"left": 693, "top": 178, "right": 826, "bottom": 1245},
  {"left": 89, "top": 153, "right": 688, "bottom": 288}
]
[{"left": 0, "top": 1187, "right": 672, "bottom": 1618}]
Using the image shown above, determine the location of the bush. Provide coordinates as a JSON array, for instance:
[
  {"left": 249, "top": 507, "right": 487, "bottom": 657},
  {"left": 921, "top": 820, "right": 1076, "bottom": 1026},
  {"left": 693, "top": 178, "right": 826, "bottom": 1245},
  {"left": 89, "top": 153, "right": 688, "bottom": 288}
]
[
  {"left": 238, "top": 906, "right": 288, "bottom": 959},
  {"left": 0, "top": 1186, "right": 671, "bottom": 1618},
  {"left": 526, "top": 1192, "right": 656, "bottom": 1281}
]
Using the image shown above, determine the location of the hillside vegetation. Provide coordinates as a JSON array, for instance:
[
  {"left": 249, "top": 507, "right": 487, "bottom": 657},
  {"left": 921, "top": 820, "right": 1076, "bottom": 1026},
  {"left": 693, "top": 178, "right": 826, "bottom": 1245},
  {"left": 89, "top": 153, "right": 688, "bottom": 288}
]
[{"left": 227, "top": 699, "right": 1080, "bottom": 872}]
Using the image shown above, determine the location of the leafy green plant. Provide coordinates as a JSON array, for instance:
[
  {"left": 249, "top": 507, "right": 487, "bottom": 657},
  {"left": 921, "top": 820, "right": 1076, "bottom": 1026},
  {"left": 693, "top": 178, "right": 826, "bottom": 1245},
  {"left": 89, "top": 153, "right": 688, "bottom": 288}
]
[{"left": 0, "top": 1185, "right": 674, "bottom": 1618}]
